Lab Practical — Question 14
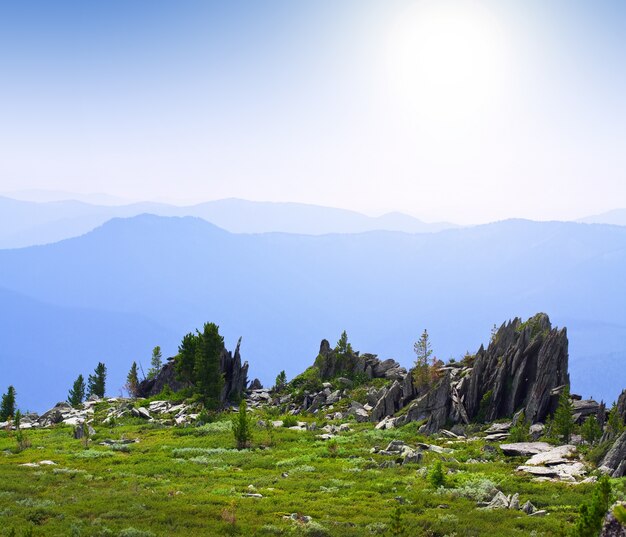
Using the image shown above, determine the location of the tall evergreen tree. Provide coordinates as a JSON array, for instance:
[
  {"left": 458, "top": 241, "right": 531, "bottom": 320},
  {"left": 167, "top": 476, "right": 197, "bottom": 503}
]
[
  {"left": 335, "top": 330, "right": 353, "bottom": 356},
  {"left": 0, "top": 385, "right": 16, "bottom": 421},
  {"left": 87, "top": 362, "right": 107, "bottom": 398},
  {"left": 68, "top": 374, "right": 86, "bottom": 407},
  {"left": 194, "top": 322, "right": 224, "bottom": 409},
  {"left": 552, "top": 385, "right": 575, "bottom": 442},
  {"left": 275, "top": 370, "right": 287, "bottom": 390},
  {"left": 147, "top": 346, "right": 163, "bottom": 379},
  {"left": 175, "top": 332, "right": 199, "bottom": 385},
  {"left": 126, "top": 362, "right": 140, "bottom": 398},
  {"left": 413, "top": 329, "right": 434, "bottom": 390}
]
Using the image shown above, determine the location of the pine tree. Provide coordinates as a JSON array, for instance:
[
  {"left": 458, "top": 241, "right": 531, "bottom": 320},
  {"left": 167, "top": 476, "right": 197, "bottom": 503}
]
[
  {"left": 607, "top": 403, "right": 625, "bottom": 438},
  {"left": 580, "top": 415, "right": 602, "bottom": 445},
  {"left": 148, "top": 346, "right": 162, "bottom": 380},
  {"left": 413, "top": 329, "right": 441, "bottom": 390},
  {"left": 232, "top": 400, "right": 253, "bottom": 449},
  {"left": 87, "top": 362, "right": 107, "bottom": 399},
  {"left": 175, "top": 332, "right": 199, "bottom": 385},
  {"left": 68, "top": 374, "right": 86, "bottom": 407},
  {"left": 0, "top": 386, "right": 16, "bottom": 421},
  {"left": 275, "top": 370, "right": 287, "bottom": 390},
  {"left": 126, "top": 362, "right": 140, "bottom": 398},
  {"left": 194, "top": 322, "right": 224, "bottom": 409},
  {"left": 552, "top": 385, "right": 574, "bottom": 443},
  {"left": 335, "top": 330, "right": 353, "bottom": 356}
]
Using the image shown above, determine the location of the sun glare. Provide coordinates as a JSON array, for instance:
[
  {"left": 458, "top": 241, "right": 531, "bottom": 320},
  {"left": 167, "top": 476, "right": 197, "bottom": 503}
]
[{"left": 386, "top": 1, "right": 508, "bottom": 122}]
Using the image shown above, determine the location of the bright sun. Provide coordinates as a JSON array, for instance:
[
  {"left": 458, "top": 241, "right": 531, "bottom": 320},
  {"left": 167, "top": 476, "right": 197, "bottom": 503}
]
[{"left": 386, "top": 1, "right": 507, "bottom": 122}]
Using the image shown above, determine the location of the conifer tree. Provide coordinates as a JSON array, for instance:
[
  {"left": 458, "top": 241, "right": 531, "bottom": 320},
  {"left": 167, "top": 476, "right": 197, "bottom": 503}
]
[
  {"left": 87, "top": 362, "right": 107, "bottom": 399},
  {"left": 147, "top": 346, "right": 162, "bottom": 379},
  {"left": 232, "top": 400, "right": 253, "bottom": 449},
  {"left": 275, "top": 370, "right": 287, "bottom": 390},
  {"left": 68, "top": 374, "right": 86, "bottom": 407},
  {"left": 580, "top": 415, "right": 602, "bottom": 445},
  {"left": 335, "top": 330, "right": 353, "bottom": 356},
  {"left": 607, "top": 402, "right": 625, "bottom": 438},
  {"left": 175, "top": 332, "right": 199, "bottom": 385},
  {"left": 0, "top": 385, "right": 16, "bottom": 421},
  {"left": 194, "top": 322, "right": 224, "bottom": 409},
  {"left": 413, "top": 329, "right": 441, "bottom": 390},
  {"left": 552, "top": 385, "right": 574, "bottom": 443},
  {"left": 126, "top": 362, "right": 140, "bottom": 397}
]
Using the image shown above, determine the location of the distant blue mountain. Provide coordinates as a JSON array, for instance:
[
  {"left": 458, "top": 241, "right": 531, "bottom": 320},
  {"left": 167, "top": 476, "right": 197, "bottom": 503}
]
[
  {"left": 578, "top": 208, "right": 626, "bottom": 226},
  {"left": 0, "top": 215, "right": 625, "bottom": 411},
  {"left": 0, "top": 196, "right": 456, "bottom": 248}
]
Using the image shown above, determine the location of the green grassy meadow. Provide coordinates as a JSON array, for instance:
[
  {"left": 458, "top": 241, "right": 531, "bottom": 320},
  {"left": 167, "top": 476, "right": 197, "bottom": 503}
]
[{"left": 0, "top": 409, "right": 619, "bottom": 537}]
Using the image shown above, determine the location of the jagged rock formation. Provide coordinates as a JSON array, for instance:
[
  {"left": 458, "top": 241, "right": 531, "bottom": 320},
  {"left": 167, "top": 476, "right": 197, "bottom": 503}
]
[
  {"left": 372, "top": 313, "right": 569, "bottom": 432},
  {"left": 314, "top": 340, "right": 406, "bottom": 381},
  {"left": 600, "top": 431, "right": 626, "bottom": 477},
  {"left": 137, "top": 337, "right": 249, "bottom": 403},
  {"left": 462, "top": 313, "right": 569, "bottom": 423}
]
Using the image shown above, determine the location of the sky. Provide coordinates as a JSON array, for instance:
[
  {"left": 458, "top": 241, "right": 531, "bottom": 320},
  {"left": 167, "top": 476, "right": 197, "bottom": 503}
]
[{"left": 0, "top": 0, "right": 625, "bottom": 224}]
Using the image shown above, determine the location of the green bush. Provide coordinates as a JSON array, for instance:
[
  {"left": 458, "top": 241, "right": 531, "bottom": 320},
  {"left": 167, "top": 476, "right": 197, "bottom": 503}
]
[
  {"left": 282, "top": 415, "right": 299, "bottom": 428},
  {"left": 290, "top": 366, "right": 323, "bottom": 393},
  {"left": 571, "top": 475, "right": 611, "bottom": 537},
  {"left": 508, "top": 412, "right": 530, "bottom": 442},
  {"left": 429, "top": 460, "right": 446, "bottom": 488}
]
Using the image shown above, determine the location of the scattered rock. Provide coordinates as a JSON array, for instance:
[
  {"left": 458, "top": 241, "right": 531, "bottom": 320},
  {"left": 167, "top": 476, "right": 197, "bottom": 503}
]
[
  {"left": 524, "top": 444, "right": 576, "bottom": 466},
  {"left": 499, "top": 442, "right": 553, "bottom": 457}
]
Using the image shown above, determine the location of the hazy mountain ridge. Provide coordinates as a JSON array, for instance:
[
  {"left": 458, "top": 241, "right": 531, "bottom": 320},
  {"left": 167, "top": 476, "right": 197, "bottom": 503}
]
[
  {"left": 0, "top": 196, "right": 456, "bottom": 248},
  {"left": 578, "top": 208, "right": 626, "bottom": 226},
  {"left": 1, "top": 214, "right": 626, "bottom": 410}
]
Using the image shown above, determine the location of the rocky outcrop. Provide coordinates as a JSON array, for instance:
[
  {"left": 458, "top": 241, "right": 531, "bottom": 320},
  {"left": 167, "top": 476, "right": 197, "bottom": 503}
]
[
  {"left": 314, "top": 340, "right": 406, "bottom": 381},
  {"left": 137, "top": 337, "right": 249, "bottom": 403},
  {"left": 370, "top": 313, "right": 569, "bottom": 433},
  {"left": 600, "top": 431, "right": 626, "bottom": 477},
  {"left": 396, "top": 372, "right": 452, "bottom": 433},
  {"left": 462, "top": 314, "right": 568, "bottom": 424}
]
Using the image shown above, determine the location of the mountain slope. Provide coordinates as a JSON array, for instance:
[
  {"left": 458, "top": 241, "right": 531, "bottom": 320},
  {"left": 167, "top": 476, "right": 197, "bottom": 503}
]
[{"left": 1, "top": 215, "right": 625, "bottom": 410}]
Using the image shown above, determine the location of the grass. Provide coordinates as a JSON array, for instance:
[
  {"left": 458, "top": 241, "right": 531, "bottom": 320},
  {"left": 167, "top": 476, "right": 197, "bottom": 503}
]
[{"left": 0, "top": 410, "right": 621, "bottom": 536}]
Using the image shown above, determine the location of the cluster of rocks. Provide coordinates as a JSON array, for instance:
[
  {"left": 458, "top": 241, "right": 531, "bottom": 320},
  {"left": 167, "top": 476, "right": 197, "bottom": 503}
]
[
  {"left": 499, "top": 442, "right": 592, "bottom": 483},
  {"left": 102, "top": 399, "right": 198, "bottom": 426},
  {"left": 247, "top": 381, "right": 376, "bottom": 423},
  {"left": 0, "top": 399, "right": 98, "bottom": 430},
  {"left": 480, "top": 490, "right": 544, "bottom": 516},
  {"left": 373, "top": 439, "right": 458, "bottom": 467},
  {"left": 1, "top": 396, "right": 203, "bottom": 434},
  {"left": 314, "top": 339, "right": 406, "bottom": 381}
]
